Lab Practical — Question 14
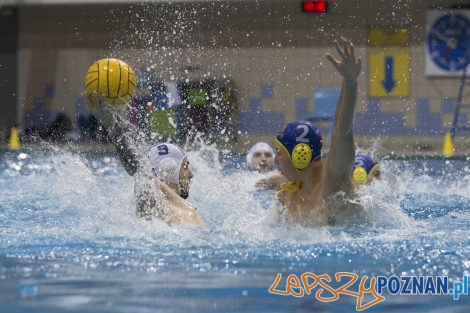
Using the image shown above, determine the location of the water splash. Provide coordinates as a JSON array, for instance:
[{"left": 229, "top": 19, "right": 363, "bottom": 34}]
[{"left": 3, "top": 145, "right": 468, "bottom": 249}]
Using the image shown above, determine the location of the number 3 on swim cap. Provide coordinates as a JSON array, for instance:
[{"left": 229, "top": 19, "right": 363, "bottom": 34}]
[{"left": 158, "top": 145, "right": 169, "bottom": 155}]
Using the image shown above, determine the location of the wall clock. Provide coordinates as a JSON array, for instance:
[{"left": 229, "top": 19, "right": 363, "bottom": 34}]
[{"left": 427, "top": 13, "right": 470, "bottom": 72}]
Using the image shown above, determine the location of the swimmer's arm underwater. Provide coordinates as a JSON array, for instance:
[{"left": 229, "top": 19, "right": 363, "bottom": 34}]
[{"left": 323, "top": 39, "right": 361, "bottom": 196}]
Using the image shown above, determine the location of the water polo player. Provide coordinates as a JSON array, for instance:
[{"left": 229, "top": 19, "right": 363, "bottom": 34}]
[
  {"left": 90, "top": 100, "right": 203, "bottom": 226},
  {"left": 246, "top": 142, "right": 275, "bottom": 172},
  {"left": 141, "top": 143, "right": 204, "bottom": 226},
  {"left": 274, "top": 38, "right": 364, "bottom": 226},
  {"left": 351, "top": 154, "right": 381, "bottom": 187}
]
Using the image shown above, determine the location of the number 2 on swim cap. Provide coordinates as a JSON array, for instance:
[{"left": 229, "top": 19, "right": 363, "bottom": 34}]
[{"left": 296, "top": 125, "right": 310, "bottom": 143}]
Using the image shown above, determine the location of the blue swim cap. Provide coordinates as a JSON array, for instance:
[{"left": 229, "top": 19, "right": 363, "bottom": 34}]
[
  {"left": 352, "top": 154, "right": 379, "bottom": 184},
  {"left": 276, "top": 121, "right": 322, "bottom": 170}
]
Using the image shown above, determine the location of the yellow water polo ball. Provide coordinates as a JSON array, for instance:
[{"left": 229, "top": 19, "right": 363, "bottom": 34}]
[{"left": 84, "top": 58, "right": 136, "bottom": 108}]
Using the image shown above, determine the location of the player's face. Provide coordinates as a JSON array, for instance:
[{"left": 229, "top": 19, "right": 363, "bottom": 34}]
[
  {"left": 178, "top": 157, "right": 193, "bottom": 199},
  {"left": 274, "top": 146, "right": 298, "bottom": 181},
  {"left": 369, "top": 166, "right": 382, "bottom": 183},
  {"left": 351, "top": 165, "right": 382, "bottom": 188},
  {"left": 251, "top": 149, "right": 274, "bottom": 172}
]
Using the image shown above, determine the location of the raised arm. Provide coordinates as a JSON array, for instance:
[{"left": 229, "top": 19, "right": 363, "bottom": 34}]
[
  {"left": 110, "top": 122, "right": 140, "bottom": 176},
  {"left": 323, "top": 39, "right": 361, "bottom": 193},
  {"left": 91, "top": 99, "right": 140, "bottom": 176}
]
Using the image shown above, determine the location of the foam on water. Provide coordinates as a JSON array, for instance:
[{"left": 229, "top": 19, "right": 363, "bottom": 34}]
[
  {"left": 2, "top": 146, "right": 338, "bottom": 247},
  {"left": 1, "top": 146, "right": 465, "bottom": 247}
]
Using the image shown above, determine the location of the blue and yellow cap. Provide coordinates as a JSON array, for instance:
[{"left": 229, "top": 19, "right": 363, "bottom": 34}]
[
  {"left": 352, "top": 154, "right": 379, "bottom": 185},
  {"left": 275, "top": 121, "right": 322, "bottom": 170}
]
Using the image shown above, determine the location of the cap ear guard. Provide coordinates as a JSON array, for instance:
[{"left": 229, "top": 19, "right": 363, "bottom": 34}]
[
  {"left": 292, "top": 143, "right": 312, "bottom": 170},
  {"left": 152, "top": 158, "right": 179, "bottom": 183},
  {"left": 352, "top": 167, "right": 368, "bottom": 185}
]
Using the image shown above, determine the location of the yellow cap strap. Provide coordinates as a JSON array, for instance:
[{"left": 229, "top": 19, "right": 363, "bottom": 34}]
[{"left": 275, "top": 181, "right": 301, "bottom": 197}]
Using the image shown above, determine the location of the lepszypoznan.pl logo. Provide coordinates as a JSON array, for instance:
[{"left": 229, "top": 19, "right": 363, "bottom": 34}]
[{"left": 268, "top": 272, "right": 468, "bottom": 311}]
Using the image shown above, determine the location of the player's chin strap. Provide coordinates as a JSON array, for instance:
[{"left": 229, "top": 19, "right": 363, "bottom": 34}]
[
  {"left": 275, "top": 169, "right": 301, "bottom": 197},
  {"left": 275, "top": 180, "right": 301, "bottom": 196},
  {"left": 275, "top": 153, "right": 323, "bottom": 196}
]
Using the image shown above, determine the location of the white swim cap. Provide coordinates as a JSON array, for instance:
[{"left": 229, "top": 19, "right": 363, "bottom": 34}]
[
  {"left": 246, "top": 142, "right": 275, "bottom": 168},
  {"left": 148, "top": 143, "right": 186, "bottom": 185}
]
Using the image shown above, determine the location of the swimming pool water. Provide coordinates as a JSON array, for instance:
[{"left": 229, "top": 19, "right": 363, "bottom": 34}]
[{"left": 1, "top": 148, "right": 469, "bottom": 312}]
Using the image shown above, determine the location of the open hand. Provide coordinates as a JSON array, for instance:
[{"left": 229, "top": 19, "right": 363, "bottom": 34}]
[
  {"left": 325, "top": 38, "right": 361, "bottom": 81},
  {"left": 255, "top": 173, "right": 287, "bottom": 191},
  {"left": 255, "top": 179, "right": 270, "bottom": 191}
]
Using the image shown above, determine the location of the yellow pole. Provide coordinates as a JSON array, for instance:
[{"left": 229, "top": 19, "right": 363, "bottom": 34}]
[
  {"left": 442, "top": 132, "right": 454, "bottom": 157},
  {"left": 8, "top": 127, "right": 21, "bottom": 151}
]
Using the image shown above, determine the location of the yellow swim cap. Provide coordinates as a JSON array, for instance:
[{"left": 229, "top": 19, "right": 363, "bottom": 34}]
[
  {"left": 352, "top": 154, "right": 379, "bottom": 185},
  {"left": 275, "top": 121, "right": 322, "bottom": 170}
]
